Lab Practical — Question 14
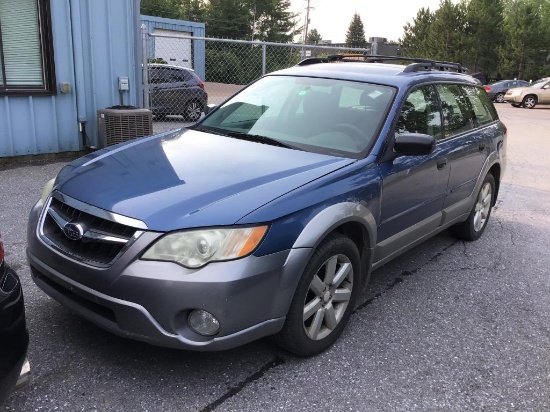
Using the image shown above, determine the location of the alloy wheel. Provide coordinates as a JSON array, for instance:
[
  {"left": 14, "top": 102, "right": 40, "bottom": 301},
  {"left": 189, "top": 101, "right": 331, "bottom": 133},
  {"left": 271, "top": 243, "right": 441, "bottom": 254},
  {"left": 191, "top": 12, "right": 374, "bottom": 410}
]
[
  {"left": 523, "top": 96, "right": 537, "bottom": 109},
  {"left": 302, "top": 254, "right": 353, "bottom": 341},
  {"left": 473, "top": 182, "right": 492, "bottom": 232},
  {"left": 185, "top": 101, "right": 203, "bottom": 121}
]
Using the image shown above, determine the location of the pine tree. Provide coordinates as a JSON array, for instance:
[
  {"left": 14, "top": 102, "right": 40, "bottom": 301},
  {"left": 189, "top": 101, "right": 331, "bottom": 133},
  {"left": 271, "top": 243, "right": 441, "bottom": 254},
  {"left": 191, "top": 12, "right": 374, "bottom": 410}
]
[
  {"left": 141, "top": 0, "right": 183, "bottom": 19},
  {"left": 463, "top": 0, "right": 504, "bottom": 77},
  {"left": 500, "top": 0, "right": 546, "bottom": 79},
  {"left": 345, "top": 12, "right": 366, "bottom": 48},
  {"left": 426, "top": 0, "right": 467, "bottom": 62},
  {"left": 400, "top": 8, "right": 434, "bottom": 58},
  {"left": 252, "top": 0, "right": 300, "bottom": 42},
  {"left": 306, "top": 28, "right": 322, "bottom": 44}
]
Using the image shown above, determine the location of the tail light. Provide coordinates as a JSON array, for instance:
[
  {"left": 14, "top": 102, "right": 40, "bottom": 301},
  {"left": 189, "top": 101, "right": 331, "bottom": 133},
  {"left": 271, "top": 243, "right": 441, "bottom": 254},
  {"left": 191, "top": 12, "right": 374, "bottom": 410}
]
[
  {"left": 484, "top": 85, "right": 491, "bottom": 92},
  {"left": 198, "top": 80, "right": 205, "bottom": 90}
]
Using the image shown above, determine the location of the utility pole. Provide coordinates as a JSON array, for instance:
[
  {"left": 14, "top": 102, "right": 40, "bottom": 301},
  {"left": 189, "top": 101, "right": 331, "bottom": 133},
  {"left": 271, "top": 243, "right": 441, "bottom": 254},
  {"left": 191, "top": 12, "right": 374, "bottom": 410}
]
[{"left": 303, "top": 0, "right": 313, "bottom": 43}]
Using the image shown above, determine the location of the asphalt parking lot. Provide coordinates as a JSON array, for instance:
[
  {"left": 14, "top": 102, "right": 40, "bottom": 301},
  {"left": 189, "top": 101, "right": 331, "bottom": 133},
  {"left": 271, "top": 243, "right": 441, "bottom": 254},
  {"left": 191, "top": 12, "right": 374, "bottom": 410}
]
[{"left": 2, "top": 104, "right": 549, "bottom": 411}]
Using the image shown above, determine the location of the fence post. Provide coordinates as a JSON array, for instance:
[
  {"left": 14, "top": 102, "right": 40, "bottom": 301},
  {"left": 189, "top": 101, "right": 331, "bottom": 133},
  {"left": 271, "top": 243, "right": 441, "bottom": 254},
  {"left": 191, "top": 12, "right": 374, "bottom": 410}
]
[
  {"left": 141, "top": 24, "right": 150, "bottom": 109},
  {"left": 262, "top": 44, "right": 267, "bottom": 76}
]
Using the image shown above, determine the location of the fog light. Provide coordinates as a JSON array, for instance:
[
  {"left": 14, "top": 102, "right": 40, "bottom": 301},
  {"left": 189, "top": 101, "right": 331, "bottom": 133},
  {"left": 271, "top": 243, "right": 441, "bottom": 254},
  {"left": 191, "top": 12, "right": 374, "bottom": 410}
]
[{"left": 188, "top": 310, "right": 220, "bottom": 336}]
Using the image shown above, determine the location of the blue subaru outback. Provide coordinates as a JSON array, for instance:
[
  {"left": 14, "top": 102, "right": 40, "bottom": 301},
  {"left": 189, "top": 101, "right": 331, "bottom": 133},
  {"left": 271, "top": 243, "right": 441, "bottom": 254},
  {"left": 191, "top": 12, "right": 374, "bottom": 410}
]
[{"left": 27, "top": 56, "right": 506, "bottom": 357}]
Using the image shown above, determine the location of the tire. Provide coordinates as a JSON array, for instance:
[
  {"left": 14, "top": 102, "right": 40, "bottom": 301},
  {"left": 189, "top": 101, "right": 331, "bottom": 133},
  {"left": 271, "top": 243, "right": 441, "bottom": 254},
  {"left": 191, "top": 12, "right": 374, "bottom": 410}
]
[
  {"left": 273, "top": 233, "right": 361, "bottom": 357},
  {"left": 449, "top": 173, "right": 495, "bottom": 241},
  {"left": 183, "top": 100, "right": 204, "bottom": 121},
  {"left": 495, "top": 93, "right": 505, "bottom": 103},
  {"left": 522, "top": 95, "right": 537, "bottom": 109}
]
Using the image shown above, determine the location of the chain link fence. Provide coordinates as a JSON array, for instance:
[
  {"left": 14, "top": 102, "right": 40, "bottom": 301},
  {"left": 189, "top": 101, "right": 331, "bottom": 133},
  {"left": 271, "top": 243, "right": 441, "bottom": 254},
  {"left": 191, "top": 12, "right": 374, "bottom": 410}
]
[{"left": 141, "top": 30, "right": 368, "bottom": 134}]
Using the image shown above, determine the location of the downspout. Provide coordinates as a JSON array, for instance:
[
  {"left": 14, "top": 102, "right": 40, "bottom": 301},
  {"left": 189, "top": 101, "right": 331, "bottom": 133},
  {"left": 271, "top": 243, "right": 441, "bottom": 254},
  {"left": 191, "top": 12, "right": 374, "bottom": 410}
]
[
  {"left": 68, "top": 0, "right": 89, "bottom": 148},
  {"left": 133, "top": 0, "right": 144, "bottom": 107}
]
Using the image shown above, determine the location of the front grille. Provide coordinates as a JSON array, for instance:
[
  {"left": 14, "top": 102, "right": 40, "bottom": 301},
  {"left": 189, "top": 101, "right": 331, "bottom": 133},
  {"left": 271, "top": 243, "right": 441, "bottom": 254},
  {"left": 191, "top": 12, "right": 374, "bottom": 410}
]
[{"left": 40, "top": 197, "right": 138, "bottom": 266}]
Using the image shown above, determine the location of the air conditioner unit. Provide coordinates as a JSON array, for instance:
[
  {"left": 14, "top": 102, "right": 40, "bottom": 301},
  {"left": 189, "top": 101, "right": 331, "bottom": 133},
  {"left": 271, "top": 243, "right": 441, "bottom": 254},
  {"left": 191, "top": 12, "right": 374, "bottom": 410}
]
[{"left": 98, "top": 106, "right": 152, "bottom": 147}]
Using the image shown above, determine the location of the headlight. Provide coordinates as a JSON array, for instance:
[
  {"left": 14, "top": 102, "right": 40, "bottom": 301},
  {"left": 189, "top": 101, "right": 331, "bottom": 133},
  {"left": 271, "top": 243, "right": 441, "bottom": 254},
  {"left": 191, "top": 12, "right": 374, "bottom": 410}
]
[
  {"left": 141, "top": 226, "right": 268, "bottom": 268},
  {"left": 40, "top": 164, "right": 76, "bottom": 204},
  {"left": 40, "top": 178, "right": 55, "bottom": 204}
]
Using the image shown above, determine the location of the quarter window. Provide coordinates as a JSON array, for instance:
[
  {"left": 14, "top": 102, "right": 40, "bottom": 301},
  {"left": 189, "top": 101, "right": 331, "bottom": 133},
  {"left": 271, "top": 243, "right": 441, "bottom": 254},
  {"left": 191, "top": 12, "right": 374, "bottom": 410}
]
[
  {"left": 0, "top": 0, "right": 56, "bottom": 95},
  {"left": 436, "top": 84, "right": 475, "bottom": 138}
]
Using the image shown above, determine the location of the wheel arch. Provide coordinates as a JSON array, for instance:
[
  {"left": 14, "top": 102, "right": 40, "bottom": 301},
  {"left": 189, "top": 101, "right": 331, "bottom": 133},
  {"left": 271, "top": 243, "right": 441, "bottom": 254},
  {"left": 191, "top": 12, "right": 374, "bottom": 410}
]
[
  {"left": 488, "top": 163, "right": 501, "bottom": 206},
  {"left": 292, "top": 202, "right": 377, "bottom": 288},
  {"left": 523, "top": 94, "right": 538, "bottom": 106}
]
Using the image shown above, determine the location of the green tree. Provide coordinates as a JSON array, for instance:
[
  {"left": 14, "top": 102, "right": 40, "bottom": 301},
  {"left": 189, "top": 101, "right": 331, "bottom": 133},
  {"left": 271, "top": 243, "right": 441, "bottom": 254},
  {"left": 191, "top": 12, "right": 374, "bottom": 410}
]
[
  {"left": 426, "top": 0, "right": 467, "bottom": 62},
  {"left": 141, "top": 0, "right": 183, "bottom": 19},
  {"left": 181, "top": 0, "right": 207, "bottom": 22},
  {"left": 306, "top": 28, "right": 322, "bottom": 44},
  {"left": 463, "top": 0, "right": 504, "bottom": 77},
  {"left": 345, "top": 12, "right": 367, "bottom": 48},
  {"left": 252, "top": 0, "right": 300, "bottom": 42},
  {"left": 500, "top": 0, "right": 546, "bottom": 79},
  {"left": 400, "top": 7, "right": 434, "bottom": 57},
  {"left": 206, "top": 0, "right": 251, "bottom": 39}
]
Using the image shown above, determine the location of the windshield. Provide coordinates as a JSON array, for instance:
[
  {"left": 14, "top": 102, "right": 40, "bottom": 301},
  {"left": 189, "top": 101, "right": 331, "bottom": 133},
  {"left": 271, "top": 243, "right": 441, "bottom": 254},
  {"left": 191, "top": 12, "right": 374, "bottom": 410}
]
[
  {"left": 197, "top": 75, "right": 395, "bottom": 158},
  {"left": 531, "top": 78, "right": 550, "bottom": 88}
]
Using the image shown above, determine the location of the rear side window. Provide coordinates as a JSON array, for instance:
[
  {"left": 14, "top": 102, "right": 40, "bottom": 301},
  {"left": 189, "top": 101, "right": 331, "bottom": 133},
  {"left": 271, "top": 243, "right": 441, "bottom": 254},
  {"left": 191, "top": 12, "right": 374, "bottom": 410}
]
[
  {"left": 462, "top": 86, "right": 498, "bottom": 125},
  {"left": 436, "top": 84, "right": 475, "bottom": 138}
]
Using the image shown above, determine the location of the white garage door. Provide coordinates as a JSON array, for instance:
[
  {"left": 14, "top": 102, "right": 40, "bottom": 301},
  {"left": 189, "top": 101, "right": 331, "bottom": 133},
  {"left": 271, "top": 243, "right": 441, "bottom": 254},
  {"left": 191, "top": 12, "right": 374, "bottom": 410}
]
[{"left": 154, "top": 29, "right": 192, "bottom": 69}]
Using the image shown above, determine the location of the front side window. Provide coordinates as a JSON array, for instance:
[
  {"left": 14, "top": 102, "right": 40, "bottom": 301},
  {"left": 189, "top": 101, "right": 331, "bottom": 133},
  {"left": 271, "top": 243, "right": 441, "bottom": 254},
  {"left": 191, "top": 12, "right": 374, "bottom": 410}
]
[
  {"left": 0, "top": 0, "right": 55, "bottom": 95},
  {"left": 197, "top": 75, "right": 395, "bottom": 158},
  {"left": 395, "top": 85, "right": 442, "bottom": 138}
]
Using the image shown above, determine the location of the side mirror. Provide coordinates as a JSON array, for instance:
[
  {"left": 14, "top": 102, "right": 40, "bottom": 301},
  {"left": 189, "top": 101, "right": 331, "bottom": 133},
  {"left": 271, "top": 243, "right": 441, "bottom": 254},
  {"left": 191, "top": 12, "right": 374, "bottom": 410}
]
[
  {"left": 394, "top": 133, "right": 436, "bottom": 156},
  {"left": 203, "top": 104, "right": 218, "bottom": 116}
]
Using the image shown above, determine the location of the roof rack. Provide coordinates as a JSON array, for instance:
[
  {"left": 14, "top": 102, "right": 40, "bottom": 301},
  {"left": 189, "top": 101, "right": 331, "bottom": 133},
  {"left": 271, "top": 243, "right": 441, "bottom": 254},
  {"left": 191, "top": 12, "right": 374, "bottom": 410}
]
[{"left": 296, "top": 54, "right": 469, "bottom": 74}]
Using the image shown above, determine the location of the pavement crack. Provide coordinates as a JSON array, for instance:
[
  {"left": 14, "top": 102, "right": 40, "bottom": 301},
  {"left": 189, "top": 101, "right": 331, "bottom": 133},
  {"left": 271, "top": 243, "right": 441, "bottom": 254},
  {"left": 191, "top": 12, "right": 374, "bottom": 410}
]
[
  {"left": 199, "top": 356, "right": 286, "bottom": 412},
  {"left": 353, "top": 240, "right": 459, "bottom": 314}
]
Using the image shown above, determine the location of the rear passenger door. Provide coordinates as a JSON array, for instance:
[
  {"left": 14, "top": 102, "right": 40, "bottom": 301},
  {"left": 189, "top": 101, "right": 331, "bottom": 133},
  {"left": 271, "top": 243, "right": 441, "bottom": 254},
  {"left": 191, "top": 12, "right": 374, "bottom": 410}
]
[
  {"left": 437, "top": 84, "right": 495, "bottom": 223},
  {"left": 377, "top": 85, "right": 448, "bottom": 259}
]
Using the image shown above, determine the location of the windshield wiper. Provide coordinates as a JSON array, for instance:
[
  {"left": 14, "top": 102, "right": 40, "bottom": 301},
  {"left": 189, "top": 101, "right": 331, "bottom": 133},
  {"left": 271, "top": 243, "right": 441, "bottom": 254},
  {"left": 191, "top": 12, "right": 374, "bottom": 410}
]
[
  {"left": 191, "top": 125, "right": 298, "bottom": 150},
  {"left": 224, "top": 131, "right": 298, "bottom": 149}
]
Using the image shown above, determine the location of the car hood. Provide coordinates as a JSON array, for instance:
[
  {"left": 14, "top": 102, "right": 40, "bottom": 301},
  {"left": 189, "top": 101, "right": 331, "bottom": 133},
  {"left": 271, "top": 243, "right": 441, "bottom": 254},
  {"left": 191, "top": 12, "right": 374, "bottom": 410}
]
[{"left": 56, "top": 129, "right": 354, "bottom": 231}]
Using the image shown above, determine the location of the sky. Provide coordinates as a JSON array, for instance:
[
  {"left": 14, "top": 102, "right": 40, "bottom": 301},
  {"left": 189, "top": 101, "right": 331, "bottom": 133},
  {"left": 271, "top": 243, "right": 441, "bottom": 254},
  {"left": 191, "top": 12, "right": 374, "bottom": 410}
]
[{"left": 289, "top": 0, "right": 454, "bottom": 43}]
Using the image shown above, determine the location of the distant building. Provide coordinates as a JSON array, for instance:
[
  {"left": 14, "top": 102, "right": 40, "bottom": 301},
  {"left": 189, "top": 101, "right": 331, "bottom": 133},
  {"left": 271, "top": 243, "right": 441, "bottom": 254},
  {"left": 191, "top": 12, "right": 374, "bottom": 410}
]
[{"left": 306, "top": 37, "right": 401, "bottom": 58}]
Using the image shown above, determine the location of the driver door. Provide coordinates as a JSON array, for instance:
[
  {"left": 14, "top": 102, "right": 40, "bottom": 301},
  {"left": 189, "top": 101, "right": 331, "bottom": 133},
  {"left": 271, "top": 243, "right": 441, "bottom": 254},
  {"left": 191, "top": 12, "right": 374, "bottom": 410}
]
[{"left": 376, "top": 85, "right": 449, "bottom": 262}]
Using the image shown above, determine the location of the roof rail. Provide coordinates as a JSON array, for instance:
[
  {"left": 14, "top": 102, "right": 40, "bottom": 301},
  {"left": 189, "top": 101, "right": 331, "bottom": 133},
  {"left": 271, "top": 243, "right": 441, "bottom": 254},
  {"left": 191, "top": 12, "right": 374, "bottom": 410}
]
[
  {"left": 296, "top": 54, "right": 469, "bottom": 73},
  {"left": 296, "top": 55, "right": 351, "bottom": 66}
]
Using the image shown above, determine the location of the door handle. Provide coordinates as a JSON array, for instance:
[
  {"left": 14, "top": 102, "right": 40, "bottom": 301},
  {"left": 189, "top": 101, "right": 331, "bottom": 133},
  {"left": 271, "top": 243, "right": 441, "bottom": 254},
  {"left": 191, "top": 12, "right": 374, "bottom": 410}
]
[
  {"left": 479, "top": 142, "right": 486, "bottom": 152},
  {"left": 437, "top": 158, "right": 448, "bottom": 170}
]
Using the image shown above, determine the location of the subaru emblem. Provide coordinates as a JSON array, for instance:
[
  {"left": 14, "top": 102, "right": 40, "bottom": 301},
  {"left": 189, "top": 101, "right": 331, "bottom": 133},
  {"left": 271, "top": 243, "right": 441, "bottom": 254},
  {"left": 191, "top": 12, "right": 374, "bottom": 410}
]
[{"left": 63, "top": 222, "right": 84, "bottom": 241}]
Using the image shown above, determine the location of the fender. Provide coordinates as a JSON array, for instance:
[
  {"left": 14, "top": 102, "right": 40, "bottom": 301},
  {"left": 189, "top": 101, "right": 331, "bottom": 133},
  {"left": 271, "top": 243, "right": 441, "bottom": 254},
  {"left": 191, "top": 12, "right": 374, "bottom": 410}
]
[
  {"left": 293, "top": 202, "right": 377, "bottom": 249},
  {"left": 291, "top": 201, "right": 378, "bottom": 288}
]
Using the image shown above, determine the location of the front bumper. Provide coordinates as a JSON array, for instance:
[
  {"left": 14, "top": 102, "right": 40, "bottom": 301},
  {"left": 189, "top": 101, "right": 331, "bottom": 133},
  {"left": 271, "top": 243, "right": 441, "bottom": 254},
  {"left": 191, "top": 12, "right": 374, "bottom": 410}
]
[
  {"left": 0, "top": 264, "right": 30, "bottom": 404},
  {"left": 28, "top": 200, "right": 312, "bottom": 351},
  {"left": 504, "top": 94, "right": 522, "bottom": 103}
]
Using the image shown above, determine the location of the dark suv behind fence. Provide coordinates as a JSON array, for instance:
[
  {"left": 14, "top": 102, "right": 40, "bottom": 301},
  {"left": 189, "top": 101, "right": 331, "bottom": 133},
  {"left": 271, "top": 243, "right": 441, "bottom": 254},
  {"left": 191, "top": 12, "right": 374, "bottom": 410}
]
[
  {"left": 28, "top": 55, "right": 506, "bottom": 357},
  {"left": 148, "top": 64, "right": 207, "bottom": 122}
]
